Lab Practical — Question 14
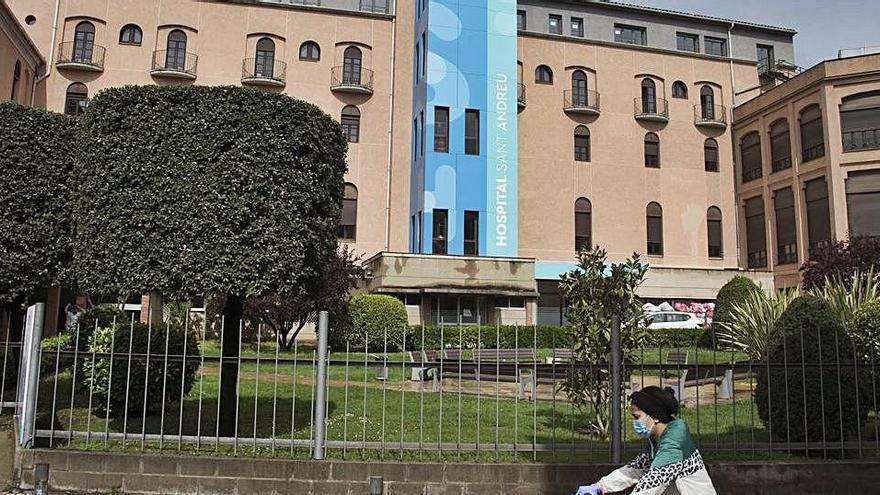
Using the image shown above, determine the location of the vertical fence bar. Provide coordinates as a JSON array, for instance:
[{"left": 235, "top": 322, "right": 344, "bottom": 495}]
[
  {"left": 141, "top": 317, "right": 153, "bottom": 451},
  {"left": 800, "top": 323, "right": 809, "bottom": 456},
  {"left": 271, "top": 324, "right": 280, "bottom": 456},
  {"left": 159, "top": 322, "right": 171, "bottom": 450},
  {"left": 381, "top": 327, "right": 388, "bottom": 459},
  {"left": 495, "top": 321, "right": 499, "bottom": 462},
  {"left": 834, "top": 329, "right": 844, "bottom": 457},
  {"left": 312, "top": 311, "right": 329, "bottom": 460},
  {"left": 123, "top": 315, "right": 135, "bottom": 447},
  {"left": 610, "top": 314, "right": 622, "bottom": 464},
  {"left": 780, "top": 320, "right": 791, "bottom": 455},
  {"left": 49, "top": 327, "right": 62, "bottom": 447},
  {"left": 68, "top": 323, "right": 82, "bottom": 444},
  {"left": 197, "top": 315, "right": 208, "bottom": 451},
  {"left": 456, "top": 319, "right": 462, "bottom": 461},
  {"left": 532, "top": 324, "right": 537, "bottom": 461},
  {"left": 309, "top": 350, "right": 316, "bottom": 458},
  {"left": 290, "top": 339, "right": 299, "bottom": 457},
  {"left": 400, "top": 326, "right": 406, "bottom": 459},
  {"left": 476, "top": 323, "right": 481, "bottom": 455},
  {"left": 418, "top": 323, "right": 425, "bottom": 461},
  {"left": 104, "top": 315, "right": 117, "bottom": 449},
  {"left": 86, "top": 320, "right": 99, "bottom": 447},
  {"left": 514, "top": 323, "right": 519, "bottom": 458},
  {"left": 438, "top": 323, "right": 444, "bottom": 461},
  {"left": 178, "top": 311, "right": 189, "bottom": 451},
  {"left": 361, "top": 333, "right": 368, "bottom": 458},
  {"left": 253, "top": 323, "right": 262, "bottom": 453},
  {"left": 872, "top": 351, "right": 879, "bottom": 456},
  {"left": 343, "top": 338, "right": 351, "bottom": 460},
  {"left": 233, "top": 320, "right": 243, "bottom": 455},
  {"left": 214, "top": 317, "right": 225, "bottom": 454},
  {"left": 0, "top": 317, "right": 9, "bottom": 406},
  {"left": 817, "top": 325, "right": 827, "bottom": 458}
]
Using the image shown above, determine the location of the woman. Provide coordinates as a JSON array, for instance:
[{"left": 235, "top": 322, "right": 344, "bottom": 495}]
[{"left": 575, "top": 386, "right": 716, "bottom": 495}]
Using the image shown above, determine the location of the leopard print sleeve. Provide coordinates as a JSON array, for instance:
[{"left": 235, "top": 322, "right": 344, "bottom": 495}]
[
  {"left": 628, "top": 452, "right": 651, "bottom": 470},
  {"left": 632, "top": 451, "right": 706, "bottom": 495}
]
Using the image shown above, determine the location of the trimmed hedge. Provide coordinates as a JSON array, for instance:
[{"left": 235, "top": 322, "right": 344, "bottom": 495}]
[
  {"left": 330, "top": 294, "right": 409, "bottom": 352},
  {"left": 848, "top": 298, "right": 880, "bottom": 359},
  {"left": 755, "top": 295, "right": 871, "bottom": 446},
  {"left": 410, "top": 325, "right": 574, "bottom": 350},
  {"left": 709, "top": 276, "right": 761, "bottom": 347},
  {"left": 652, "top": 326, "right": 710, "bottom": 348},
  {"left": 0, "top": 102, "right": 75, "bottom": 304}
]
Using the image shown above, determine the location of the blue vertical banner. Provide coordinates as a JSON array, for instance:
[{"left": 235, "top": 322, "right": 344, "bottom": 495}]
[{"left": 485, "top": 0, "right": 518, "bottom": 257}]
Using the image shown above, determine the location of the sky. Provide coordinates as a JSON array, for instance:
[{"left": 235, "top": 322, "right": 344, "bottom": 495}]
[{"left": 636, "top": 0, "right": 880, "bottom": 68}]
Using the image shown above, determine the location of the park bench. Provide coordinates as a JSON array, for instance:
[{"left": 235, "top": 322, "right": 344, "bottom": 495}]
[
  {"left": 546, "top": 348, "right": 577, "bottom": 364},
  {"left": 471, "top": 348, "right": 538, "bottom": 401}
]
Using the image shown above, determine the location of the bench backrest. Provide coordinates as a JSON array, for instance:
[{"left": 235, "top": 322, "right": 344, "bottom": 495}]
[
  {"left": 419, "top": 350, "right": 441, "bottom": 362},
  {"left": 666, "top": 350, "right": 689, "bottom": 365},
  {"left": 552, "top": 348, "right": 576, "bottom": 360},
  {"left": 473, "top": 348, "right": 536, "bottom": 362},
  {"left": 443, "top": 349, "right": 465, "bottom": 361}
]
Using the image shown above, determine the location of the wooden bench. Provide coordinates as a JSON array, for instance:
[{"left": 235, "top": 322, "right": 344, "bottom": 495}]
[
  {"left": 663, "top": 350, "right": 689, "bottom": 404},
  {"left": 546, "top": 348, "right": 577, "bottom": 364},
  {"left": 472, "top": 348, "right": 538, "bottom": 400}
]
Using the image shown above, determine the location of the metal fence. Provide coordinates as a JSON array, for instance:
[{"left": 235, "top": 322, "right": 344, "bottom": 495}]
[{"left": 2, "top": 305, "right": 879, "bottom": 463}]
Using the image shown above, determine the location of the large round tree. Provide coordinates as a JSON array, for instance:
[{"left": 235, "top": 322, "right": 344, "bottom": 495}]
[{"left": 72, "top": 86, "right": 348, "bottom": 435}]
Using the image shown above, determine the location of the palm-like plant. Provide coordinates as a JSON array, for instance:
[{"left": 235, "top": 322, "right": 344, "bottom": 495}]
[
  {"left": 715, "top": 288, "right": 800, "bottom": 361},
  {"left": 812, "top": 268, "right": 878, "bottom": 328}
]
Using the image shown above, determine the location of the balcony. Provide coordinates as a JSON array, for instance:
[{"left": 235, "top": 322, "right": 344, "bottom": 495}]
[
  {"left": 330, "top": 66, "right": 374, "bottom": 95},
  {"left": 517, "top": 83, "right": 526, "bottom": 110},
  {"left": 634, "top": 98, "right": 669, "bottom": 123},
  {"left": 771, "top": 156, "right": 792, "bottom": 173},
  {"left": 843, "top": 128, "right": 880, "bottom": 152},
  {"left": 241, "top": 58, "right": 286, "bottom": 87},
  {"left": 563, "top": 90, "right": 601, "bottom": 116},
  {"left": 694, "top": 104, "right": 727, "bottom": 129},
  {"left": 150, "top": 50, "right": 198, "bottom": 80},
  {"left": 56, "top": 42, "right": 105, "bottom": 72}
]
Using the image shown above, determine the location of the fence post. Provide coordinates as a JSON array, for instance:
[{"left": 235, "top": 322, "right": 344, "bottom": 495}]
[
  {"left": 610, "top": 314, "right": 622, "bottom": 464},
  {"left": 18, "top": 303, "right": 44, "bottom": 448},
  {"left": 312, "top": 310, "right": 329, "bottom": 460}
]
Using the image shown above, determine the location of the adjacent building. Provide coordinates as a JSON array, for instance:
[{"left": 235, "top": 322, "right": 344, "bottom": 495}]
[{"left": 0, "top": 0, "right": 43, "bottom": 105}]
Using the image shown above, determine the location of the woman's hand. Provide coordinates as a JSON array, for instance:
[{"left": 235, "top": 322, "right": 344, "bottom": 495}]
[{"left": 574, "top": 484, "right": 602, "bottom": 495}]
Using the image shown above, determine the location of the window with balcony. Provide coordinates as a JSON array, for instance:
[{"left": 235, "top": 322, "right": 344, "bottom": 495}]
[
  {"left": 254, "top": 37, "right": 276, "bottom": 78},
  {"left": 646, "top": 202, "right": 663, "bottom": 256},
  {"left": 574, "top": 126, "right": 591, "bottom": 162},
  {"left": 464, "top": 211, "right": 479, "bottom": 256},
  {"left": 535, "top": 65, "right": 553, "bottom": 84},
  {"left": 73, "top": 21, "right": 96, "bottom": 63},
  {"left": 704, "top": 138, "right": 719, "bottom": 172},
  {"left": 465, "top": 109, "right": 480, "bottom": 155},
  {"left": 799, "top": 104, "right": 825, "bottom": 162},
  {"left": 119, "top": 24, "right": 142, "bottom": 46},
  {"left": 805, "top": 177, "right": 832, "bottom": 256},
  {"left": 338, "top": 183, "right": 358, "bottom": 240},
  {"left": 343, "top": 46, "right": 363, "bottom": 85},
  {"left": 341, "top": 105, "right": 360, "bottom": 143},
  {"left": 64, "top": 82, "right": 88, "bottom": 116},
  {"left": 644, "top": 132, "right": 660, "bottom": 168},
  {"left": 841, "top": 91, "right": 880, "bottom": 152},
  {"left": 571, "top": 17, "right": 584, "bottom": 37},
  {"left": 432, "top": 209, "right": 448, "bottom": 255},
  {"left": 299, "top": 41, "right": 320, "bottom": 61},
  {"left": 707, "top": 206, "right": 723, "bottom": 258},
  {"left": 549, "top": 14, "right": 562, "bottom": 35},
  {"left": 740, "top": 131, "right": 762, "bottom": 182},
  {"left": 704, "top": 37, "right": 727, "bottom": 56},
  {"left": 571, "top": 70, "right": 588, "bottom": 106},
  {"left": 434, "top": 106, "right": 449, "bottom": 153},
  {"left": 640, "top": 78, "right": 657, "bottom": 113},
  {"left": 614, "top": 24, "right": 646, "bottom": 45},
  {"left": 575, "top": 198, "right": 592, "bottom": 252},
  {"left": 769, "top": 119, "right": 792, "bottom": 172},
  {"left": 846, "top": 170, "right": 880, "bottom": 237},
  {"left": 699, "top": 85, "right": 716, "bottom": 120},
  {"left": 165, "top": 29, "right": 188, "bottom": 70},
  {"left": 745, "top": 196, "right": 767, "bottom": 268},
  {"left": 671, "top": 81, "right": 688, "bottom": 99},
  {"left": 677, "top": 32, "right": 699, "bottom": 53},
  {"left": 774, "top": 187, "right": 798, "bottom": 265}
]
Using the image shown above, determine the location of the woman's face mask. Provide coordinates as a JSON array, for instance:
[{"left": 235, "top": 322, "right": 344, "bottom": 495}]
[{"left": 632, "top": 414, "right": 655, "bottom": 439}]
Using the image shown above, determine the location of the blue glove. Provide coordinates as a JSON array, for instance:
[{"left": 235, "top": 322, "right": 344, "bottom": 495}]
[{"left": 575, "top": 484, "right": 602, "bottom": 495}]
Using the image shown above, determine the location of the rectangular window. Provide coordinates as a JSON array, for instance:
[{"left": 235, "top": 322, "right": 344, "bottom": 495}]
[
  {"left": 704, "top": 37, "right": 728, "bottom": 57},
  {"left": 647, "top": 215, "right": 663, "bottom": 256},
  {"left": 434, "top": 106, "right": 449, "bottom": 152},
  {"left": 571, "top": 17, "right": 584, "bottom": 37},
  {"left": 800, "top": 111, "right": 825, "bottom": 162},
  {"left": 574, "top": 133, "right": 590, "bottom": 162},
  {"left": 412, "top": 117, "right": 418, "bottom": 161},
  {"left": 841, "top": 93, "right": 880, "bottom": 151},
  {"left": 614, "top": 24, "right": 646, "bottom": 45},
  {"left": 741, "top": 135, "right": 763, "bottom": 182},
  {"left": 414, "top": 40, "right": 420, "bottom": 84},
  {"left": 422, "top": 32, "right": 427, "bottom": 80},
  {"left": 846, "top": 170, "right": 880, "bottom": 237},
  {"left": 705, "top": 143, "right": 718, "bottom": 172},
  {"left": 549, "top": 14, "right": 562, "bottom": 35},
  {"left": 676, "top": 32, "right": 699, "bottom": 53},
  {"left": 420, "top": 110, "right": 425, "bottom": 156},
  {"left": 418, "top": 211, "right": 424, "bottom": 253},
  {"left": 805, "top": 178, "right": 831, "bottom": 257},
  {"left": 517, "top": 10, "right": 526, "bottom": 31},
  {"left": 774, "top": 187, "right": 798, "bottom": 265},
  {"left": 432, "top": 209, "right": 448, "bottom": 255},
  {"left": 465, "top": 109, "right": 480, "bottom": 155},
  {"left": 464, "top": 211, "right": 479, "bottom": 256},
  {"left": 708, "top": 217, "right": 723, "bottom": 258},
  {"left": 745, "top": 196, "right": 767, "bottom": 269},
  {"left": 770, "top": 126, "right": 792, "bottom": 172},
  {"left": 757, "top": 44, "right": 775, "bottom": 74}
]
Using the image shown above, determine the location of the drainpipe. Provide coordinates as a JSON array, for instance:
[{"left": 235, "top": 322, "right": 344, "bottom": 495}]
[
  {"left": 727, "top": 21, "right": 744, "bottom": 269},
  {"left": 382, "top": 2, "right": 398, "bottom": 252},
  {"left": 31, "top": 0, "right": 61, "bottom": 106}
]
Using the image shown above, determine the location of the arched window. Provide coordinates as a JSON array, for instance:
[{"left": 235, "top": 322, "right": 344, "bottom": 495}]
[
  {"left": 299, "top": 41, "right": 320, "bottom": 61},
  {"left": 646, "top": 202, "right": 663, "bottom": 256},
  {"left": 700, "top": 85, "right": 715, "bottom": 120},
  {"left": 119, "top": 24, "right": 142, "bottom": 45},
  {"left": 644, "top": 132, "right": 660, "bottom": 168},
  {"left": 338, "top": 183, "right": 358, "bottom": 241},
  {"left": 575, "top": 198, "right": 592, "bottom": 252},
  {"left": 740, "top": 131, "right": 762, "bottom": 182},
  {"left": 64, "top": 82, "right": 88, "bottom": 116},
  {"left": 254, "top": 37, "right": 276, "bottom": 78},
  {"left": 571, "top": 70, "right": 588, "bottom": 106},
  {"left": 640, "top": 78, "right": 657, "bottom": 113},
  {"left": 799, "top": 104, "right": 825, "bottom": 162},
  {"left": 704, "top": 138, "right": 719, "bottom": 172},
  {"left": 574, "top": 126, "right": 591, "bottom": 162},
  {"left": 11, "top": 60, "right": 21, "bottom": 101},
  {"left": 73, "top": 21, "right": 95, "bottom": 63},
  {"left": 341, "top": 105, "right": 361, "bottom": 143},
  {"left": 707, "top": 206, "right": 723, "bottom": 258},
  {"left": 671, "top": 81, "right": 688, "bottom": 99},
  {"left": 342, "top": 46, "right": 363, "bottom": 85},
  {"left": 165, "top": 29, "right": 188, "bottom": 70},
  {"left": 769, "top": 119, "right": 792, "bottom": 171},
  {"left": 841, "top": 91, "right": 880, "bottom": 151},
  {"left": 535, "top": 65, "right": 553, "bottom": 84}
]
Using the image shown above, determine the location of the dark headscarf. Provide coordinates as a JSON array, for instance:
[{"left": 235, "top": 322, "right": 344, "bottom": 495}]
[{"left": 631, "top": 386, "right": 679, "bottom": 423}]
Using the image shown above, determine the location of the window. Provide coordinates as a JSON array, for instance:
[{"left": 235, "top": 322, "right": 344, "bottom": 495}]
[
  {"left": 574, "top": 126, "right": 591, "bottom": 162},
  {"left": 805, "top": 177, "right": 832, "bottom": 256},
  {"left": 571, "top": 17, "right": 584, "bottom": 37},
  {"left": 799, "top": 105, "right": 825, "bottom": 162},
  {"left": 359, "top": 0, "right": 389, "bottom": 13},
  {"left": 517, "top": 10, "right": 526, "bottom": 31},
  {"left": 432, "top": 209, "right": 448, "bottom": 255},
  {"left": 846, "top": 170, "right": 880, "bottom": 237},
  {"left": 434, "top": 106, "right": 449, "bottom": 152},
  {"left": 640, "top": 78, "right": 657, "bottom": 114},
  {"left": 575, "top": 198, "right": 592, "bottom": 252},
  {"left": 646, "top": 202, "right": 663, "bottom": 256},
  {"left": 254, "top": 37, "right": 276, "bottom": 78},
  {"left": 299, "top": 41, "right": 320, "bottom": 61},
  {"left": 704, "top": 138, "right": 719, "bottom": 172},
  {"left": 671, "top": 81, "right": 688, "bottom": 99},
  {"left": 495, "top": 297, "right": 525, "bottom": 309},
  {"left": 341, "top": 105, "right": 360, "bottom": 143},
  {"left": 644, "top": 132, "right": 660, "bottom": 168},
  {"left": 745, "top": 196, "right": 767, "bottom": 268},
  {"left": 165, "top": 29, "right": 188, "bottom": 70},
  {"left": 422, "top": 33, "right": 427, "bottom": 80},
  {"left": 704, "top": 37, "right": 727, "bottom": 56},
  {"left": 465, "top": 109, "right": 479, "bottom": 155},
  {"left": 412, "top": 118, "right": 418, "bottom": 161},
  {"left": 11, "top": 60, "right": 20, "bottom": 101},
  {"left": 700, "top": 85, "right": 716, "bottom": 120},
  {"left": 548, "top": 14, "right": 562, "bottom": 35},
  {"left": 414, "top": 40, "right": 420, "bottom": 84},
  {"left": 571, "top": 70, "right": 588, "bottom": 106},
  {"left": 119, "top": 24, "right": 142, "bottom": 45},
  {"left": 677, "top": 32, "right": 699, "bottom": 53},
  {"left": 64, "top": 82, "right": 88, "bottom": 116},
  {"left": 757, "top": 44, "right": 775, "bottom": 74},
  {"left": 769, "top": 119, "right": 792, "bottom": 172},
  {"left": 535, "top": 65, "right": 553, "bottom": 84},
  {"left": 774, "top": 187, "right": 798, "bottom": 265},
  {"left": 420, "top": 110, "right": 425, "bottom": 156},
  {"left": 343, "top": 46, "right": 363, "bottom": 85},
  {"left": 464, "top": 211, "right": 479, "bottom": 256},
  {"left": 614, "top": 24, "right": 646, "bottom": 45},
  {"left": 740, "top": 131, "right": 762, "bottom": 182},
  {"left": 707, "top": 207, "right": 723, "bottom": 258},
  {"left": 841, "top": 91, "right": 880, "bottom": 152},
  {"left": 337, "top": 184, "right": 358, "bottom": 240},
  {"left": 73, "top": 21, "right": 96, "bottom": 63}
]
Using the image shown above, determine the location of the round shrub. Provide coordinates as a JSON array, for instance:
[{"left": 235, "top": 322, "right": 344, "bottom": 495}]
[
  {"left": 72, "top": 305, "right": 127, "bottom": 351},
  {"left": 39, "top": 333, "right": 73, "bottom": 376},
  {"left": 848, "top": 298, "right": 880, "bottom": 359},
  {"left": 709, "top": 276, "right": 761, "bottom": 347},
  {"left": 82, "top": 321, "right": 200, "bottom": 418},
  {"left": 755, "top": 295, "right": 871, "bottom": 446},
  {"left": 331, "top": 294, "right": 408, "bottom": 352}
]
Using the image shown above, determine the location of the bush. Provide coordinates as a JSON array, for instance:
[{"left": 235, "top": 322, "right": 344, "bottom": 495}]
[
  {"left": 73, "top": 305, "right": 127, "bottom": 351},
  {"left": 40, "top": 333, "right": 73, "bottom": 376},
  {"left": 411, "top": 325, "right": 573, "bottom": 350},
  {"left": 710, "top": 276, "right": 761, "bottom": 347},
  {"left": 82, "top": 321, "right": 200, "bottom": 418},
  {"left": 755, "top": 295, "right": 871, "bottom": 446},
  {"left": 652, "top": 327, "right": 710, "bottom": 348},
  {"left": 847, "top": 298, "right": 880, "bottom": 360},
  {"left": 330, "top": 294, "right": 408, "bottom": 352},
  {"left": 802, "top": 236, "right": 880, "bottom": 290}
]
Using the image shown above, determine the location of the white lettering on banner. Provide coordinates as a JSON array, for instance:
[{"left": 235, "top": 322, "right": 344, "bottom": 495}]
[{"left": 494, "top": 73, "right": 510, "bottom": 248}]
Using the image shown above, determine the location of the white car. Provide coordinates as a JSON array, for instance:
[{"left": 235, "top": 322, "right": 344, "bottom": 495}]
[{"left": 645, "top": 311, "right": 704, "bottom": 330}]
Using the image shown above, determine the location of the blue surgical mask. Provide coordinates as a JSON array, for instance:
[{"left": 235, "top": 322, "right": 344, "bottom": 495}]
[{"left": 633, "top": 418, "right": 653, "bottom": 438}]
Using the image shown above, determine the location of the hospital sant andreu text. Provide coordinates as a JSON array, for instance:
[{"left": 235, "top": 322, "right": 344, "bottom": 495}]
[{"left": 2, "top": 0, "right": 879, "bottom": 328}]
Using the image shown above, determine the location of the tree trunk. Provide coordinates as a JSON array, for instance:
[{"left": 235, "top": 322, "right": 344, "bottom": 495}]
[
  {"left": 218, "top": 293, "right": 243, "bottom": 437},
  {"left": 280, "top": 321, "right": 308, "bottom": 351}
]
